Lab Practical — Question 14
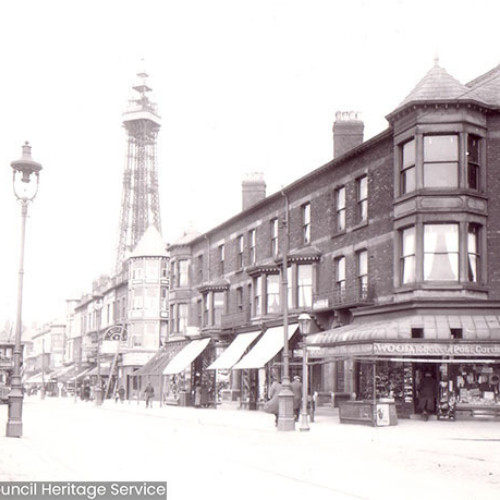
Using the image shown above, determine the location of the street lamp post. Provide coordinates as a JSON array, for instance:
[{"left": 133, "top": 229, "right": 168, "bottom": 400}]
[
  {"left": 278, "top": 191, "right": 295, "bottom": 431},
  {"left": 93, "top": 296, "right": 103, "bottom": 406},
  {"left": 298, "top": 313, "right": 313, "bottom": 432},
  {"left": 6, "top": 142, "right": 42, "bottom": 438}
]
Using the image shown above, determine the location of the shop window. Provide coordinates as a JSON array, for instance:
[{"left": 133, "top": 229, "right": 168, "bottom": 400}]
[
  {"left": 356, "top": 175, "right": 368, "bottom": 223},
  {"left": 411, "top": 328, "right": 424, "bottom": 339},
  {"left": 423, "top": 135, "right": 459, "bottom": 188},
  {"left": 450, "top": 328, "right": 462, "bottom": 339},
  {"left": 424, "top": 224, "right": 459, "bottom": 281},
  {"left": 467, "top": 135, "right": 480, "bottom": 190},
  {"left": 400, "top": 139, "right": 416, "bottom": 194}
]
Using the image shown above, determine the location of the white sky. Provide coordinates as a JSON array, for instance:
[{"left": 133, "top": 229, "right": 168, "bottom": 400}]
[{"left": 1, "top": 0, "right": 500, "bottom": 326}]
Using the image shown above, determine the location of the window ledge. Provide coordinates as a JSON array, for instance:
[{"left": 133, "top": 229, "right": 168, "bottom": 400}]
[
  {"left": 395, "top": 282, "right": 488, "bottom": 293},
  {"left": 331, "top": 229, "right": 347, "bottom": 239},
  {"left": 352, "top": 220, "right": 368, "bottom": 231}
]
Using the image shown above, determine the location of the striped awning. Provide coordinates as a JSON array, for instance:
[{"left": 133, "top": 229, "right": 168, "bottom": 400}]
[
  {"left": 233, "top": 326, "right": 298, "bottom": 370},
  {"left": 208, "top": 330, "right": 261, "bottom": 370}
]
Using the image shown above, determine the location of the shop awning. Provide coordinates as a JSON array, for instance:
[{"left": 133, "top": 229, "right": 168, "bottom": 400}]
[
  {"left": 86, "top": 363, "right": 111, "bottom": 376},
  {"left": 49, "top": 364, "right": 75, "bottom": 381},
  {"left": 163, "top": 338, "right": 211, "bottom": 375},
  {"left": 134, "top": 341, "right": 189, "bottom": 376},
  {"left": 24, "top": 372, "right": 51, "bottom": 384},
  {"left": 207, "top": 330, "right": 262, "bottom": 370},
  {"left": 307, "top": 314, "right": 500, "bottom": 347},
  {"left": 67, "top": 365, "right": 96, "bottom": 382},
  {"left": 232, "top": 326, "right": 298, "bottom": 370}
]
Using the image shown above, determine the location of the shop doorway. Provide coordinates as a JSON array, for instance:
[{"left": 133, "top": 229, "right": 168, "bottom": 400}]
[{"left": 413, "top": 363, "right": 439, "bottom": 415}]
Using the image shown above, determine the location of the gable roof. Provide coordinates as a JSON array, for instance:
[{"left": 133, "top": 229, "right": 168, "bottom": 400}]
[
  {"left": 130, "top": 225, "right": 168, "bottom": 258},
  {"left": 462, "top": 64, "right": 500, "bottom": 106}
]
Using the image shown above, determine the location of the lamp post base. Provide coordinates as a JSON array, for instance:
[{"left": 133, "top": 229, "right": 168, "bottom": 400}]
[
  {"left": 277, "top": 386, "right": 295, "bottom": 431},
  {"left": 6, "top": 391, "right": 24, "bottom": 438},
  {"left": 299, "top": 411, "right": 310, "bottom": 431},
  {"left": 95, "top": 387, "right": 103, "bottom": 406}
]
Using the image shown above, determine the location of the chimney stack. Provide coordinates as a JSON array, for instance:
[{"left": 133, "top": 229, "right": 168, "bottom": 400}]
[
  {"left": 333, "top": 111, "right": 364, "bottom": 158},
  {"left": 242, "top": 172, "right": 266, "bottom": 211}
]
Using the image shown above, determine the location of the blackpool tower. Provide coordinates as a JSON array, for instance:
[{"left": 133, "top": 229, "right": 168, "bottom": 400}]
[{"left": 115, "top": 71, "right": 162, "bottom": 270}]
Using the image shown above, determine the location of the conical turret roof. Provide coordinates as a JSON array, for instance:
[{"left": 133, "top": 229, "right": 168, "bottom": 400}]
[
  {"left": 130, "top": 225, "right": 168, "bottom": 258},
  {"left": 398, "top": 60, "right": 470, "bottom": 108}
]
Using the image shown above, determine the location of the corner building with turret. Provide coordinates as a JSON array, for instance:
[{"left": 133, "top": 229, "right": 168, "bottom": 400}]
[{"left": 155, "top": 61, "right": 500, "bottom": 420}]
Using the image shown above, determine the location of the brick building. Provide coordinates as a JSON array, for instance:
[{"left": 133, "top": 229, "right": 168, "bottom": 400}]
[{"left": 161, "top": 60, "right": 500, "bottom": 419}]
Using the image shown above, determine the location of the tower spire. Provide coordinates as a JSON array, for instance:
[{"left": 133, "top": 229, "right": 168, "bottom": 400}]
[{"left": 115, "top": 71, "right": 162, "bottom": 271}]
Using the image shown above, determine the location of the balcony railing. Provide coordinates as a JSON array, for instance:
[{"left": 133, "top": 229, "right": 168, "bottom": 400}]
[{"left": 313, "top": 284, "right": 373, "bottom": 311}]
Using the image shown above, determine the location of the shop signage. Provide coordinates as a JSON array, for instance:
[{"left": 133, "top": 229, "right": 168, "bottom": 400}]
[{"left": 373, "top": 342, "right": 500, "bottom": 357}]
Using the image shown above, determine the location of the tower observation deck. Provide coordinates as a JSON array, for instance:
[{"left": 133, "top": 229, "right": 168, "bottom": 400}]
[{"left": 115, "top": 72, "right": 162, "bottom": 270}]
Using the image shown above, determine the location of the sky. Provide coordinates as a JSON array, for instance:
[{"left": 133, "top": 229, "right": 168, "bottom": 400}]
[{"left": 1, "top": 0, "right": 500, "bottom": 327}]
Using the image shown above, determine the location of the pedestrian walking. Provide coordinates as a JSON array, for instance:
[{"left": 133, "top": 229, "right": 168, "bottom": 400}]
[
  {"left": 118, "top": 385, "right": 125, "bottom": 403},
  {"left": 144, "top": 382, "right": 155, "bottom": 408},
  {"left": 291, "top": 375, "right": 302, "bottom": 422},
  {"left": 264, "top": 377, "right": 281, "bottom": 426}
]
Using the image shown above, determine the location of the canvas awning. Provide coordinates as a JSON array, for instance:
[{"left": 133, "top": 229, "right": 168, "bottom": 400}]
[
  {"left": 134, "top": 341, "right": 188, "bottom": 376},
  {"left": 86, "top": 363, "right": 111, "bottom": 376},
  {"left": 67, "top": 365, "right": 96, "bottom": 381},
  {"left": 24, "top": 372, "right": 51, "bottom": 384},
  {"left": 232, "top": 326, "right": 298, "bottom": 370},
  {"left": 207, "top": 330, "right": 262, "bottom": 370},
  {"left": 49, "top": 364, "right": 75, "bottom": 381},
  {"left": 163, "top": 338, "right": 211, "bottom": 375}
]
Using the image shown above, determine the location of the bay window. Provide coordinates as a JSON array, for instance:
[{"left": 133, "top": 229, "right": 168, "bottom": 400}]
[
  {"left": 467, "top": 224, "right": 480, "bottom": 282},
  {"left": 266, "top": 274, "right": 280, "bottom": 313},
  {"left": 399, "top": 222, "right": 482, "bottom": 285},
  {"left": 400, "top": 139, "right": 416, "bottom": 194},
  {"left": 423, "top": 224, "right": 459, "bottom": 281},
  {"left": 424, "top": 135, "right": 459, "bottom": 188},
  {"left": 467, "top": 135, "right": 480, "bottom": 190},
  {"left": 401, "top": 227, "right": 416, "bottom": 284},
  {"left": 297, "top": 264, "right": 313, "bottom": 308}
]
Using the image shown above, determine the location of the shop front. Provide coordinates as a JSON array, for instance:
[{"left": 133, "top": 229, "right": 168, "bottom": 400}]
[
  {"left": 162, "top": 338, "right": 216, "bottom": 407},
  {"left": 308, "top": 326, "right": 500, "bottom": 420}
]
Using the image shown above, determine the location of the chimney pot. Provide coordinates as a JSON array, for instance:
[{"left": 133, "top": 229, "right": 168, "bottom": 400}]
[{"left": 333, "top": 110, "right": 364, "bottom": 158}]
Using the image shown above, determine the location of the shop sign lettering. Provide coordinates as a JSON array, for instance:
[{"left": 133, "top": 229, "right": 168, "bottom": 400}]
[{"left": 373, "top": 343, "right": 500, "bottom": 356}]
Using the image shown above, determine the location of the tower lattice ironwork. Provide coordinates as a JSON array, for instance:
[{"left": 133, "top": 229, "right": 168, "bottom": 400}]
[{"left": 115, "top": 72, "right": 162, "bottom": 270}]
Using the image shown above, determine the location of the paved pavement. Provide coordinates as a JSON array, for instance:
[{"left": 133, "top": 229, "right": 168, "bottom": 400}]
[{"left": 1, "top": 396, "right": 500, "bottom": 500}]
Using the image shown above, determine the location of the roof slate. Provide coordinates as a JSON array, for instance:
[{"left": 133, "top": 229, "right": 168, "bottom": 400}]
[{"left": 130, "top": 225, "right": 168, "bottom": 258}]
